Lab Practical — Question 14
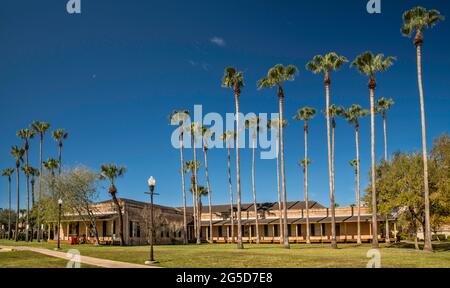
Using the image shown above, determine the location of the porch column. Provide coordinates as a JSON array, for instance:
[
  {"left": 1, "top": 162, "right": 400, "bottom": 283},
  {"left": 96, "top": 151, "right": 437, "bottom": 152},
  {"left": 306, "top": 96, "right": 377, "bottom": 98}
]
[
  {"left": 394, "top": 222, "right": 397, "bottom": 243},
  {"left": 344, "top": 222, "right": 348, "bottom": 242},
  {"left": 227, "top": 226, "right": 230, "bottom": 242},
  {"left": 369, "top": 222, "right": 372, "bottom": 238},
  {"left": 66, "top": 223, "right": 70, "bottom": 241},
  {"left": 249, "top": 225, "right": 252, "bottom": 243},
  {"left": 272, "top": 225, "right": 275, "bottom": 242}
]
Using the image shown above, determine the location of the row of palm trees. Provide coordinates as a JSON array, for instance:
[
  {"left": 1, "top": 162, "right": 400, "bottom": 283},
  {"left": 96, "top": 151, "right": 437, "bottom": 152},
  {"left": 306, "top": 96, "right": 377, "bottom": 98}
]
[
  {"left": 1, "top": 121, "right": 68, "bottom": 242},
  {"left": 172, "top": 7, "right": 442, "bottom": 252}
]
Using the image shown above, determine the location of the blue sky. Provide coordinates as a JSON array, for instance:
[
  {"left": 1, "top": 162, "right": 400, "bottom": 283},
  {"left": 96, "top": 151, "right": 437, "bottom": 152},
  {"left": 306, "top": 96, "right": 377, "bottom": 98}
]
[{"left": 0, "top": 0, "right": 449, "bottom": 209}]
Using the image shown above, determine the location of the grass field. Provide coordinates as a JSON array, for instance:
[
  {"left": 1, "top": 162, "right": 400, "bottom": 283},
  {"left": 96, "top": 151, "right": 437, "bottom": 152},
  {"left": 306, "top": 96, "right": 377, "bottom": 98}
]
[
  {"left": 0, "top": 240, "right": 449, "bottom": 268},
  {"left": 0, "top": 250, "right": 97, "bottom": 268}
]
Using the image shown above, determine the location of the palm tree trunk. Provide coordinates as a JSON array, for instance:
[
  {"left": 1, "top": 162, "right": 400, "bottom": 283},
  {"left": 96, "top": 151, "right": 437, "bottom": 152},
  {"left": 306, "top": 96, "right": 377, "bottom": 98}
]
[
  {"left": 416, "top": 43, "right": 433, "bottom": 252},
  {"left": 204, "top": 146, "right": 213, "bottom": 243},
  {"left": 8, "top": 177, "right": 11, "bottom": 240},
  {"left": 15, "top": 166, "right": 20, "bottom": 242},
  {"left": 355, "top": 124, "right": 362, "bottom": 245},
  {"left": 111, "top": 194, "right": 124, "bottom": 246},
  {"left": 382, "top": 112, "right": 390, "bottom": 244},
  {"left": 235, "top": 93, "right": 243, "bottom": 249},
  {"left": 370, "top": 87, "right": 379, "bottom": 248},
  {"left": 227, "top": 145, "right": 235, "bottom": 243},
  {"left": 325, "top": 79, "right": 337, "bottom": 249},
  {"left": 193, "top": 140, "right": 201, "bottom": 244},
  {"left": 251, "top": 136, "right": 260, "bottom": 244},
  {"left": 179, "top": 131, "right": 188, "bottom": 244},
  {"left": 275, "top": 136, "right": 284, "bottom": 244},
  {"left": 37, "top": 134, "right": 43, "bottom": 242},
  {"left": 191, "top": 176, "right": 197, "bottom": 242},
  {"left": 304, "top": 122, "right": 310, "bottom": 244},
  {"left": 278, "top": 93, "right": 289, "bottom": 249},
  {"left": 25, "top": 149, "right": 30, "bottom": 242},
  {"left": 58, "top": 143, "right": 62, "bottom": 175}
]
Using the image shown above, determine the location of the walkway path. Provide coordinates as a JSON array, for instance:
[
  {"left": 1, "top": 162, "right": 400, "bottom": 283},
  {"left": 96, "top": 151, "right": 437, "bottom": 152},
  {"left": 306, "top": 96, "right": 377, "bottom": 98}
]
[{"left": 0, "top": 245, "right": 157, "bottom": 268}]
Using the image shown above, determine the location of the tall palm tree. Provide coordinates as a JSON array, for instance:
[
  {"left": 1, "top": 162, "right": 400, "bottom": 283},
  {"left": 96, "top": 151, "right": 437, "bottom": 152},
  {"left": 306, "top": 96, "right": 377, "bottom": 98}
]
[
  {"left": 28, "top": 166, "right": 39, "bottom": 206},
  {"left": 202, "top": 127, "right": 214, "bottom": 243},
  {"left": 220, "top": 131, "right": 235, "bottom": 243},
  {"left": 21, "top": 165, "right": 33, "bottom": 241},
  {"left": 245, "top": 116, "right": 262, "bottom": 244},
  {"left": 402, "top": 7, "right": 445, "bottom": 252},
  {"left": 31, "top": 121, "right": 50, "bottom": 242},
  {"left": 11, "top": 145, "right": 25, "bottom": 241},
  {"left": 52, "top": 129, "right": 68, "bottom": 175},
  {"left": 375, "top": 97, "right": 394, "bottom": 243},
  {"left": 258, "top": 64, "right": 298, "bottom": 249},
  {"left": 306, "top": 52, "right": 347, "bottom": 249},
  {"left": 2, "top": 168, "right": 15, "bottom": 240},
  {"left": 343, "top": 105, "right": 369, "bottom": 244},
  {"left": 169, "top": 109, "right": 190, "bottom": 244},
  {"left": 222, "top": 67, "right": 245, "bottom": 249},
  {"left": 183, "top": 160, "right": 201, "bottom": 244},
  {"left": 195, "top": 185, "right": 209, "bottom": 242},
  {"left": 325, "top": 104, "right": 345, "bottom": 200},
  {"left": 267, "top": 118, "right": 288, "bottom": 244},
  {"left": 351, "top": 51, "right": 396, "bottom": 248},
  {"left": 43, "top": 158, "right": 60, "bottom": 177},
  {"left": 189, "top": 122, "right": 202, "bottom": 244},
  {"left": 294, "top": 107, "right": 316, "bottom": 244},
  {"left": 99, "top": 164, "right": 127, "bottom": 246},
  {"left": 375, "top": 98, "right": 395, "bottom": 161},
  {"left": 17, "top": 128, "right": 36, "bottom": 241}
]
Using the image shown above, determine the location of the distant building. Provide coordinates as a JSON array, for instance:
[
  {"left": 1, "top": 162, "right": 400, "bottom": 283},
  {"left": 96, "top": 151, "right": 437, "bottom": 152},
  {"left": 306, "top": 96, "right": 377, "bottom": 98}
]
[{"left": 51, "top": 198, "right": 396, "bottom": 245}]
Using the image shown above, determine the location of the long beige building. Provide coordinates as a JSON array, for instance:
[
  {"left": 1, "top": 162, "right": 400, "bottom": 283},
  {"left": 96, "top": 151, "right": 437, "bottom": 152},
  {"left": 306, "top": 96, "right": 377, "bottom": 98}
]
[{"left": 50, "top": 198, "right": 396, "bottom": 245}]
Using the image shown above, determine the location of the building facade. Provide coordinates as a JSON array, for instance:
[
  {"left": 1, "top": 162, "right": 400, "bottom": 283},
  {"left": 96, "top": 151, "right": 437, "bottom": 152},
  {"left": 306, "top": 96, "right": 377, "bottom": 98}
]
[{"left": 51, "top": 199, "right": 396, "bottom": 245}]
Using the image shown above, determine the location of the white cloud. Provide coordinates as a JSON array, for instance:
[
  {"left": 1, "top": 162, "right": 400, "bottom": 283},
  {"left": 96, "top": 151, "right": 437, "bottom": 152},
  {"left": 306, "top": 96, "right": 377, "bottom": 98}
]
[{"left": 210, "top": 36, "right": 226, "bottom": 47}]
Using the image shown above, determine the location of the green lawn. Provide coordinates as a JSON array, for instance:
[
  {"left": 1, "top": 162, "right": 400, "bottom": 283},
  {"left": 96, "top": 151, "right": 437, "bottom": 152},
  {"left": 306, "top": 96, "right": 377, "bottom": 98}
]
[
  {"left": 0, "top": 250, "right": 97, "bottom": 268},
  {"left": 0, "top": 240, "right": 449, "bottom": 268}
]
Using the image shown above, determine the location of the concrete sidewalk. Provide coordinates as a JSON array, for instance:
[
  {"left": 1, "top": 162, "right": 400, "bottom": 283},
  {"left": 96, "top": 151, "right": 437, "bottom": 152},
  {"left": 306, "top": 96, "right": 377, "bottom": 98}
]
[{"left": 0, "top": 245, "right": 157, "bottom": 268}]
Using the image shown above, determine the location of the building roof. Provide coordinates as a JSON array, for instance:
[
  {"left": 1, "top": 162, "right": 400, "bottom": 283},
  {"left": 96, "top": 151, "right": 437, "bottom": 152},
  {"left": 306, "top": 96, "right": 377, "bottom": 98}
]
[{"left": 184, "top": 200, "right": 325, "bottom": 214}]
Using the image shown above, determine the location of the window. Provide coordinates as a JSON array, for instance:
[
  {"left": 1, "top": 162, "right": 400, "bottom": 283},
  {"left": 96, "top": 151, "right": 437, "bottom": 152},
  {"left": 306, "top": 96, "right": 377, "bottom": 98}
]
[
  {"left": 218, "top": 227, "right": 223, "bottom": 237},
  {"left": 160, "top": 231, "right": 164, "bottom": 238},
  {"left": 264, "top": 225, "right": 269, "bottom": 237},
  {"left": 274, "top": 225, "right": 279, "bottom": 237},
  {"left": 310, "top": 224, "right": 315, "bottom": 236},
  {"left": 113, "top": 220, "right": 116, "bottom": 235},
  {"left": 288, "top": 225, "right": 292, "bottom": 237},
  {"left": 129, "top": 221, "right": 133, "bottom": 238},
  {"left": 136, "top": 223, "right": 141, "bottom": 238},
  {"left": 322, "top": 223, "right": 326, "bottom": 236}
]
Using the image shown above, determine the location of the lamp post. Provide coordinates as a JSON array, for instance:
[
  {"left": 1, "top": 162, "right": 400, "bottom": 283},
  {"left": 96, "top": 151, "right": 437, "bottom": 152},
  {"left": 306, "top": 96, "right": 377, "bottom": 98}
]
[
  {"left": 57, "top": 198, "right": 62, "bottom": 249},
  {"left": 145, "top": 176, "right": 159, "bottom": 265}
]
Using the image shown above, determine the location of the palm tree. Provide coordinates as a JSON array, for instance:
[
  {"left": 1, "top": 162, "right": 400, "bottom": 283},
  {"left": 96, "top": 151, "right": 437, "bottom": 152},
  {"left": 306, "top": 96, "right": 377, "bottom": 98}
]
[
  {"left": 375, "top": 97, "right": 394, "bottom": 243},
  {"left": 306, "top": 52, "right": 347, "bottom": 249},
  {"left": 267, "top": 118, "right": 288, "bottom": 244},
  {"left": 21, "top": 165, "right": 33, "bottom": 241},
  {"left": 202, "top": 127, "right": 214, "bottom": 243},
  {"left": 183, "top": 160, "right": 201, "bottom": 243},
  {"left": 196, "top": 185, "right": 209, "bottom": 242},
  {"left": 11, "top": 145, "right": 25, "bottom": 241},
  {"left": 28, "top": 166, "right": 39, "bottom": 206},
  {"left": 258, "top": 64, "right": 298, "bottom": 249},
  {"left": 169, "top": 109, "right": 190, "bottom": 244},
  {"left": 52, "top": 129, "right": 68, "bottom": 175},
  {"left": 325, "top": 104, "right": 345, "bottom": 200},
  {"left": 31, "top": 121, "right": 50, "bottom": 242},
  {"left": 401, "top": 6, "right": 444, "bottom": 252},
  {"left": 351, "top": 51, "right": 396, "bottom": 248},
  {"left": 343, "top": 105, "right": 369, "bottom": 244},
  {"left": 43, "top": 158, "right": 60, "bottom": 177},
  {"left": 2, "top": 168, "right": 15, "bottom": 240},
  {"left": 245, "top": 116, "right": 262, "bottom": 244},
  {"left": 294, "top": 107, "right": 316, "bottom": 244},
  {"left": 220, "top": 131, "right": 235, "bottom": 243},
  {"left": 99, "top": 164, "right": 127, "bottom": 246},
  {"left": 17, "top": 128, "right": 36, "bottom": 241},
  {"left": 375, "top": 98, "right": 395, "bottom": 161},
  {"left": 222, "top": 67, "right": 245, "bottom": 249},
  {"left": 189, "top": 122, "right": 202, "bottom": 244}
]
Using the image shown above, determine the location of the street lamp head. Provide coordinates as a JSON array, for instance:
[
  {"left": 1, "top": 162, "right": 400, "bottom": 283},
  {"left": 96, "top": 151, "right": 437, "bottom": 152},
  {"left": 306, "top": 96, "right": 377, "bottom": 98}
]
[
  {"left": 148, "top": 176, "right": 156, "bottom": 187},
  {"left": 58, "top": 199, "right": 63, "bottom": 205}
]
